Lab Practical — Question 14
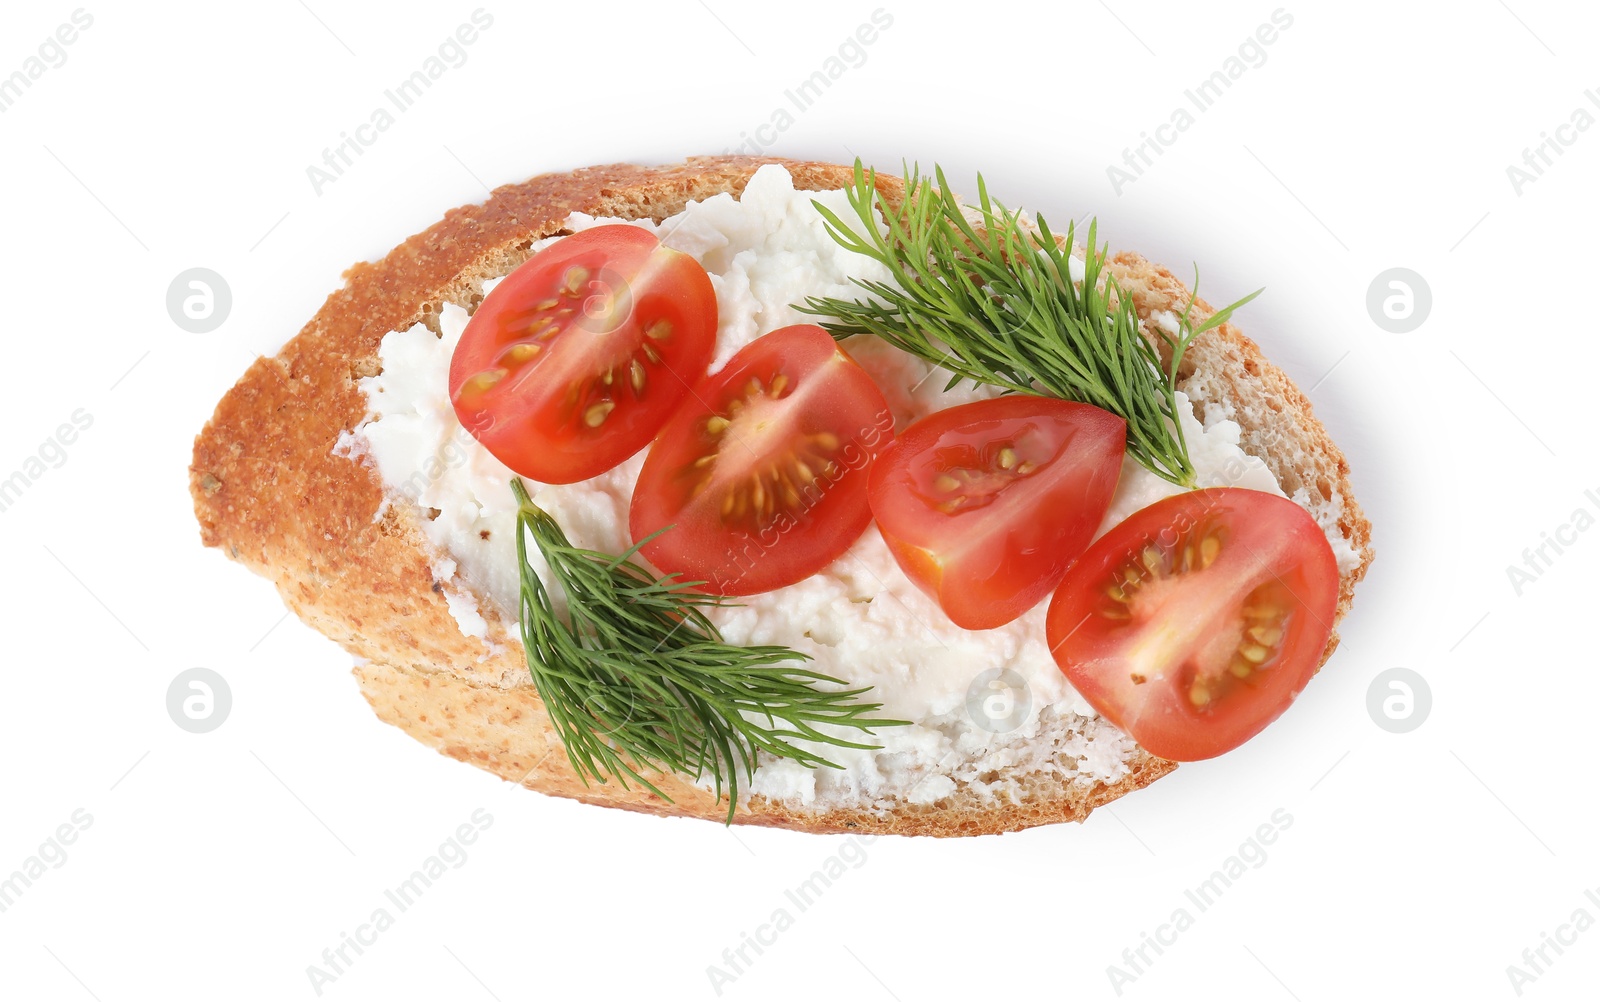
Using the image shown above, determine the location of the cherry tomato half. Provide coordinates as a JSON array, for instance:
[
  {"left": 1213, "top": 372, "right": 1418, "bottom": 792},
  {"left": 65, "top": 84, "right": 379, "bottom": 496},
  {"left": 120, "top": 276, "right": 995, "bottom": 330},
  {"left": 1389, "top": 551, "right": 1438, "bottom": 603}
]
[
  {"left": 868, "top": 397, "right": 1126, "bottom": 630},
  {"left": 630, "top": 324, "right": 894, "bottom": 595},
  {"left": 449, "top": 225, "right": 717, "bottom": 484},
  {"left": 1046, "top": 488, "right": 1339, "bottom": 761}
]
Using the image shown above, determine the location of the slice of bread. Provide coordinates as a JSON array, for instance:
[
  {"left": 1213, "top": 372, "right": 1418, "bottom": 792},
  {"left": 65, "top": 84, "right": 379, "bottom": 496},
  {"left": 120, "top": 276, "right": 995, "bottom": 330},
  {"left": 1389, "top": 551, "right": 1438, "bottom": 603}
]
[{"left": 190, "top": 156, "right": 1373, "bottom": 837}]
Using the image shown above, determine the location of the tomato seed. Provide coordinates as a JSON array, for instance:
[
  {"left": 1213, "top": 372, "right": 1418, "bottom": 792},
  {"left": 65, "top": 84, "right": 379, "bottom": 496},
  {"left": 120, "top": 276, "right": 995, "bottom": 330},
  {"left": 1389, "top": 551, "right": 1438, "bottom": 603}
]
[
  {"left": 459, "top": 368, "right": 507, "bottom": 398},
  {"left": 1239, "top": 643, "right": 1271, "bottom": 664},
  {"left": 1247, "top": 624, "right": 1282, "bottom": 645},
  {"left": 501, "top": 343, "right": 540, "bottom": 365}
]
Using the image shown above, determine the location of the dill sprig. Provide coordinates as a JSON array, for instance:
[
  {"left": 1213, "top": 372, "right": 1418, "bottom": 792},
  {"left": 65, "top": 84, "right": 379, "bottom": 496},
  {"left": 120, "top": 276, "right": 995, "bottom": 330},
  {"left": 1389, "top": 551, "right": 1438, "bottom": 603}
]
[
  {"left": 511, "top": 479, "right": 903, "bottom": 822},
  {"left": 800, "top": 161, "right": 1259, "bottom": 487}
]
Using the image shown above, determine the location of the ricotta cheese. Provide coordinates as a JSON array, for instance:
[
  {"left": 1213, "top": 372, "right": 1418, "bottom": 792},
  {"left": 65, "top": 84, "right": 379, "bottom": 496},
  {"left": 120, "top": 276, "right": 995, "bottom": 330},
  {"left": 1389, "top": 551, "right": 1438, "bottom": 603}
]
[{"left": 345, "top": 164, "right": 1303, "bottom": 812}]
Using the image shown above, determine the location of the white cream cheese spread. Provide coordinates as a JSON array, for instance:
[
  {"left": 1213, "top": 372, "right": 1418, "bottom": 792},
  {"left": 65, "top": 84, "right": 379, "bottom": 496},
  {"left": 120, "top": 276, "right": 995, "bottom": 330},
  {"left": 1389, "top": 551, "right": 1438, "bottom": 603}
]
[{"left": 342, "top": 164, "right": 1328, "bottom": 812}]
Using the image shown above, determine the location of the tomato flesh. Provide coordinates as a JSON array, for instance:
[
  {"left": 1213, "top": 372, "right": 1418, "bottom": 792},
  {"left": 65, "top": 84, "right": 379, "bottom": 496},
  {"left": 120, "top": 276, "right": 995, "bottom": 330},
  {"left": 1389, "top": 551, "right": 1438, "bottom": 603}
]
[
  {"left": 869, "top": 397, "right": 1126, "bottom": 629},
  {"left": 629, "top": 324, "right": 894, "bottom": 596},
  {"left": 1046, "top": 488, "right": 1339, "bottom": 761},
  {"left": 449, "top": 225, "right": 716, "bottom": 484}
]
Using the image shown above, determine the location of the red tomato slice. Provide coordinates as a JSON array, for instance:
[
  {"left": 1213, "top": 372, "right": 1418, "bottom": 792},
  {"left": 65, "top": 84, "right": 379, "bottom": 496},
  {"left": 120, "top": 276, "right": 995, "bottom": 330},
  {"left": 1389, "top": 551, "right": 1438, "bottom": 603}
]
[
  {"left": 868, "top": 397, "right": 1126, "bottom": 630},
  {"left": 449, "top": 225, "right": 716, "bottom": 484},
  {"left": 1046, "top": 488, "right": 1339, "bottom": 761},
  {"left": 630, "top": 324, "right": 894, "bottom": 596}
]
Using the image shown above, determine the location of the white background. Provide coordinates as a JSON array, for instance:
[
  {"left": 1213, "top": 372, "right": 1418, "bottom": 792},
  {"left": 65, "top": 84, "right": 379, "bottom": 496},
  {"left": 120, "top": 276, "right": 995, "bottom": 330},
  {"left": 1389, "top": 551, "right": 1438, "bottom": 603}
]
[{"left": 1, "top": 1, "right": 1595, "bottom": 999}]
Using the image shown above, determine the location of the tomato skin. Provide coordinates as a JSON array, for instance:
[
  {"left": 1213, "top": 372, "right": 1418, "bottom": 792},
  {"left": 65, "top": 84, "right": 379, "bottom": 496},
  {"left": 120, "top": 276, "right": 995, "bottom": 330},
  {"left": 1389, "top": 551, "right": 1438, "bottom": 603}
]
[
  {"left": 630, "top": 325, "right": 894, "bottom": 596},
  {"left": 1046, "top": 488, "right": 1339, "bottom": 761},
  {"left": 868, "top": 397, "right": 1126, "bottom": 630},
  {"left": 449, "top": 225, "right": 716, "bottom": 484}
]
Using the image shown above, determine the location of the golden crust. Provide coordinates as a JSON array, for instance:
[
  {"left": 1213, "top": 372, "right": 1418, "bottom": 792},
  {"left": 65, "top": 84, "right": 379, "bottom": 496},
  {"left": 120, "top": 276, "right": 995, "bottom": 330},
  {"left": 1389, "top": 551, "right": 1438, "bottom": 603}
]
[{"left": 190, "top": 156, "right": 1370, "bottom": 837}]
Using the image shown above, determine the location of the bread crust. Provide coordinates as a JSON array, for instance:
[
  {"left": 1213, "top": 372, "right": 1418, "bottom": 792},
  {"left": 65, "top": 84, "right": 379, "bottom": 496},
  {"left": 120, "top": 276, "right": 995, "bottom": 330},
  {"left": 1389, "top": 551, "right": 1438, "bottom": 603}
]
[{"left": 190, "top": 156, "right": 1370, "bottom": 837}]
